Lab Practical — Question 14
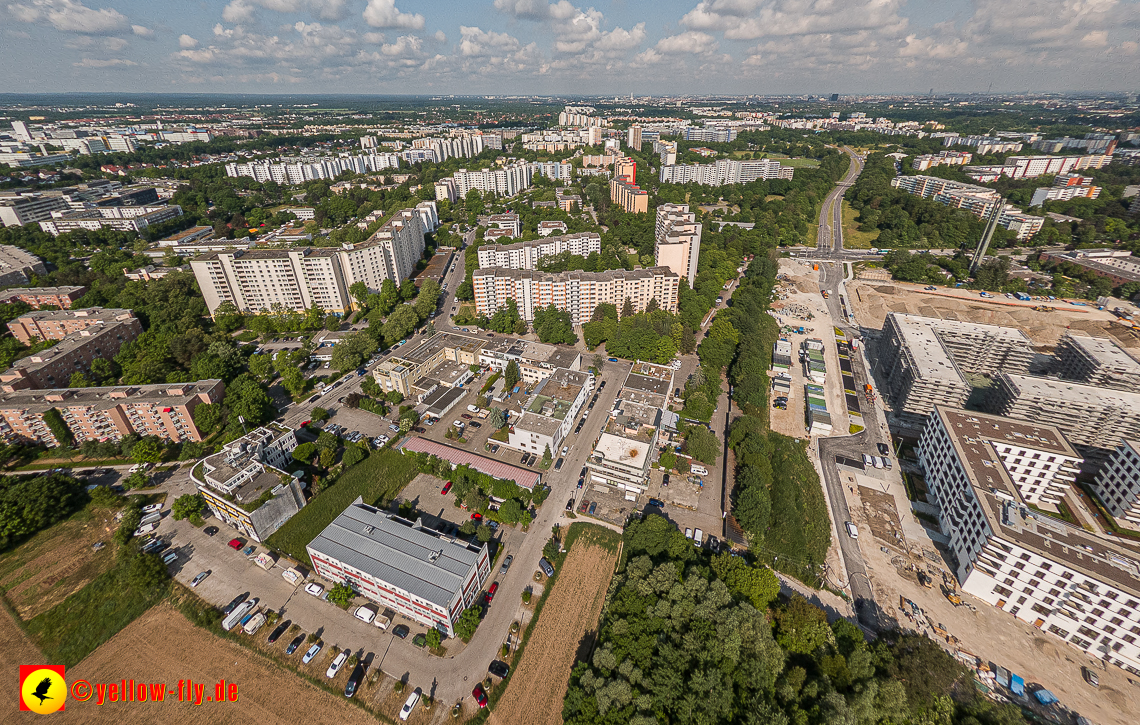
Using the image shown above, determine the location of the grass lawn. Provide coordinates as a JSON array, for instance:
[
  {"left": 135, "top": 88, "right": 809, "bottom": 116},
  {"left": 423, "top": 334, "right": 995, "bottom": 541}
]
[
  {"left": 24, "top": 552, "right": 169, "bottom": 667},
  {"left": 267, "top": 448, "right": 418, "bottom": 565},
  {"left": 840, "top": 200, "right": 879, "bottom": 249},
  {"left": 780, "top": 158, "right": 822, "bottom": 168}
]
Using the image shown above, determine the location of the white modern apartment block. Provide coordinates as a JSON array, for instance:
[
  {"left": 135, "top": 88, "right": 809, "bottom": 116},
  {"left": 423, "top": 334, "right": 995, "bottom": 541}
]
[
  {"left": 964, "top": 155, "right": 1110, "bottom": 182},
  {"left": 683, "top": 127, "right": 737, "bottom": 143},
  {"left": 537, "top": 221, "right": 568, "bottom": 236},
  {"left": 307, "top": 501, "right": 491, "bottom": 638},
  {"left": 1030, "top": 174, "right": 1102, "bottom": 207},
  {"left": 507, "top": 368, "right": 593, "bottom": 456},
  {"left": 191, "top": 206, "right": 427, "bottom": 315},
  {"left": 224, "top": 153, "right": 401, "bottom": 184},
  {"left": 941, "top": 135, "right": 1024, "bottom": 154},
  {"left": 531, "top": 161, "right": 573, "bottom": 180},
  {"left": 627, "top": 125, "right": 642, "bottom": 150},
  {"left": 919, "top": 406, "right": 1140, "bottom": 676},
  {"left": 472, "top": 267, "right": 680, "bottom": 323},
  {"left": 654, "top": 203, "right": 702, "bottom": 288},
  {"left": 880, "top": 313, "right": 1034, "bottom": 423},
  {"left": 660, "top": 158, "right": 793, "bottom": 186},
  {"left": 476, "top": 232, "right": 601, "bottom": 271},
  {"left": 38, "top": 205, "right": 183, "bottom": 236},
  {"left": 440, "top": 162, "right": 533, "bottom": 199},
  {"left": 1093, "top": 440, "right": 1140, "bottom": 530},
  {"left": 912, "top": 151, "right": 973, "bottom": 171}
]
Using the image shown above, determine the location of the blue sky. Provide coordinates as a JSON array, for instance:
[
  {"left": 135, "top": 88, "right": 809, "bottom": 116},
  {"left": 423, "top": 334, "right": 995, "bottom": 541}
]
[{"left": 2, "top": 0, "right": 1138, "bottom": 95}]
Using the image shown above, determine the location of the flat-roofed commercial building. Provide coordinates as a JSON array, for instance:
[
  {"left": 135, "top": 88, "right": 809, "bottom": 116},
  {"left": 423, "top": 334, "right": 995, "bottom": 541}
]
[
  {"left": 0, "top": 193, "right": 71, "bottom": 227},
  {"left": 476, "top": 232, "right": 601, "bottom": 271},
  {"left": 1093, "top": 440, "right": 1140, "bottom": 530},
  {"left": 473, "top": 267, "right": 679, "bottom": 324},
  {"left": 0, "top": 286, "right": 86, "bottom": 309},
  {"left": 1054, "top": 333, "right": 1140, "bottom": 393},
  {"left": 880, "top": 313, "right": 1033, "bottom": 423},
  {"left": 987, "top": 373, "right": 1140, "bottom": 456},
  {"left": 372, "top": 332, "right": 487, "bottom": 399},
  {"left": 478, "top": 338, "right": 582, "bottom": 385},
  {"left": 193, "top": 424, "right": 305, "bottom": 543},
  {"left": 585, "top": 362, "right": 675, "bottom": 495},
  {"left": 918, "top": 406, "right": 1140, "bottom": 676},
  {"left": 506, "top": 368, "right": 593, "bottom": 455},
  {"left": 0, "top": 379, "right": 223, "bottom": 447},
  {"left": 307, "top": 501, "right": 491, "bottom": 637}
]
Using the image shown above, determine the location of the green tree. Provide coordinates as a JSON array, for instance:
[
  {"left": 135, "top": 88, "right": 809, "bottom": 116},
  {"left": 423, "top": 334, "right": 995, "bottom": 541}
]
[
  {"left": 541, "top": 444, "right": 552, "bottom": 465},
  {"left": 311, "top": 407, "right": 330, "bottom": 422},
  {"left": 328, "top": 582, "right": 355, "bottom": 607},
  {"left": 425, "top": 628, "right": 442, "bottom": 649},
  {"left": 504, "top": 360, "right": 521, "bottom": 389},
  {"left": 488, "top": 407, "right": 507, "bottom": 430},
  {"left": 684, "top": 425, "right": 721, "bottom": 465},
  {"left": 532, "top": 304, "right": 577, "bottom": 344},
  {"left": 131, "top": 438, "right": 164, "bottom": 463},
  {"left": 476, "top": 524, "right": 493, "bottom": 543},
  {"left": 349, "top": 281, "right": 369, "bottom": 309},
  {"left": 171, "top": 493, "right": 206, "bottom": 521},
  {"left": 383, "top": 305, "right": 419, "bottom": 345},
  {"left": 122, "top": 471, "right": 150, "bottom": 490},
  {"left": 247, "top": 354, "right": 274, "bottom": 381},
  {"left": 315, "top": 431, "right": 338, "bottom": 451},
  {"left": 453, "top": 606, "right": 481, "bottom": 641},
  {"left": 342, "top": 445, "right": 366, "bottom": 467},
  {"left": 292, "top": 442, "right": 317, "bottom": 464},
  {"left": 386, "top": 390, "right": 404, "bottom": 405},
  {"left": 774, "top": 595, "right": 834, "bottom": 654}
]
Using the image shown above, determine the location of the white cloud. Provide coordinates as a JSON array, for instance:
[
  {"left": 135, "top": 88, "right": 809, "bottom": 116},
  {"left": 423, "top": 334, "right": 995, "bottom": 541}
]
[
  {"left": 493, "top": 0, "right": 576, "bottom": 20},
  {"left": 458, "top": 26, "right": 521, "bottom": 57},
  {"left": 131, "top": 24, "right": 152, "bottom": 38},
  {"left": 179, "top": 33, "right": 198, "bottom": 49},
  {"left": 221, "top": 0, "right": 347, "bottom": 23},
  {"left": 73, "top": 56, "right": 137, "bottom": 67},
  {"left": 362, "top": 0, "right": 424, "bottom": 30},
  {"left": 682, "top": 0, "right": 909, "bottom": 41},
  {"left": 432, "top": 29, "right": 446, "bottom": 42},
  {"left": 594, "top": 23, "right": 646, "bottom": 51},
  {"left": 380, "top": 34, "right": 422, "bottom": 56},
  {"left": 8, "top": 0, "right": 129, "bottom": 34},
  {"left": 654, "top": 30, "right": 718, "bottom": 55}
]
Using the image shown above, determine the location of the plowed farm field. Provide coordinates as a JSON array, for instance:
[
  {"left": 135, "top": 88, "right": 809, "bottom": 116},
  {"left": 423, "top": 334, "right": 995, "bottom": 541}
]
[{"left": 492, "top": 536, "right": 619, "bottom": 725}]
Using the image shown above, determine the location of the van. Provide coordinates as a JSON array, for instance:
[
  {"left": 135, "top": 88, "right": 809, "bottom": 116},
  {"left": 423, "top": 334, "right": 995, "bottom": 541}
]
[
  {"left": 690, "top": 464, "right": 709, "bottom": 476},
  {"left": 161, "top": 550, "right": 179, "bottom": 565},
  {"left": 353, "top": 606, "right": 376, "bottom": 624},
  {"left": 467, "top": 404, "right": 481, "bottom": 413},
  {"left": 693, "top": 529, "right": 704, "bottom": 546},
  {"left": 139, "top": 512, "right": 161, "bottom": 527},
  {"left": 399, "top": 690, "right": 421, "bottom": 721},
  {"left": 374, "top": 614, "right": 391, "bottom": 630},
  {"left": 844, "top": 522, "right": 858, "bottom": 538},
  {"left": 134, "top": 522, "right": 157, "bottom": 537}
]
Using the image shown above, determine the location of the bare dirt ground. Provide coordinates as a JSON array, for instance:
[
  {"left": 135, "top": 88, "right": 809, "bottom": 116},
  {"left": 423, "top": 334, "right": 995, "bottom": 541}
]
[
  {"left": 491, "top": 540, "right": 619, "bottom": 725},
  {"left": 0, "top": 606, "right": 47, "bottom": 723},
  {"left": 848, "top": 279, "right": 1140, "bottom": 350},
  {"left": 0, "top": 509, "right": 120, "bottom": 620},
  {"left": 40, "top": 603, "right": 380, "bottom": 725}
]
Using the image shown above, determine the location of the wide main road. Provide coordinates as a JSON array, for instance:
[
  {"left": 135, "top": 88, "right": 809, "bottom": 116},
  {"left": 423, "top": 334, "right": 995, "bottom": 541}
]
[{"left": 815, "top": 147, "right": 864, "bottom": 254}]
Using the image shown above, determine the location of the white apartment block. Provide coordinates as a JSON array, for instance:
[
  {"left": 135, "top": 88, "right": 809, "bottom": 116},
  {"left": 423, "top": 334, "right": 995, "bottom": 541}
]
[
  {"left": 224, "top": 153, "right": 401, "bottom": 184},
  {"left": 448, "top": 162, "right": 533, "bottom": 199},
  {"left": 191, "top": 206, "right": 427, "bottom": 316},
  {"left": 0, "top": 193, "right": 72, "bottom": 227},
  {"left": 880, "top": 313, "right": 1034, "bottom": 422},
  {"left": 941, "top": 135, "right": 1024, "bottom": 154},
  {"left": 476, "top": 232, "right": 601, "bottom": 271},
  {"left": 506, "top": 368, "right": 593, "bottom": 456},
  {"left": 38, "top": 205, "right": 183, "bottom": 236},
  {"left": 654, "top": 203, "right": 702, "bottom": 288},
  {"left": 435, "top": 177, "right": 457, "bottom": 203},
  {"left": 963, "top": 155, "right": 1110, "bottom": 183},
  {"left": 1031, "top": 174, "right": 1102, "bottom": 207},
  {"left": 531, "top": 161, "right": 573, "bottom": 180},
  {"left": 660, "top": 158, "right": 793, "bottom": 186},
  {"left": 911, "top": 151, "right": 973, "bottom": 171},
  {"left": 919, "top": 407, "right": 1140, "bottom": 676},
  {"left": 891, "top": 175, "right": 1044, "bottom": 240},
  {"left": 1093, "top": 440, "right": 1140, "bottom": 529},
  {"left": 538, "top": 221, "right": 568, "bottom": 236},
  {"left": 683, "top": 127, "right": 737, "bottom": 143},
  {"left": 473, "top": 267, "right": 680, "bottom": 324}
]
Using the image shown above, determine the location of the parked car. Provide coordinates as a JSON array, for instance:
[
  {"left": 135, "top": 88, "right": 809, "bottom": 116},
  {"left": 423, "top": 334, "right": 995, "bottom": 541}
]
[
  {"left": 204, "top": 526, "right": 219, "bottom": 537},
  {"left": 1082, "top": 666, "right": 1100, "bottom": 688},
  {"left": 462, "top": 413, "right": 473, "bottom": 420},
  {"left": 554, "top": 457, "right": 564, "bottom": 471},
  {"left": 566, "top": 497, "right": 575, "bottom": 512},
  {"left": 267, "top": 620, "right": 290, "bottom": 644},
  {"left": 470, "top": 512, "right": 482, "bottom": 521},
  {"left": 469, "top": 421, "right": 481, "bottom": 428},
  {"left": 877, "top": 442, "right": 890, "bottom": 456},
  {"left": 412, "top": 633, "right": 427, "bottom": 648},
  {"left": 344, "top": 663, "right": 366, "bottom": 698},
  {"left": 588, "top": 501, "right": 598, "bottom": 515},
  {"left": 472, "top": 683, "right": 488, "bottom": 708},
  {"left": 538, "top": 558, "right": 555, "bottom": 577},
  {"left": 304, "top": 583, "right": 324, "bottom": 597},
  {"left": 142, "top": 503, "right": 163, "bottom": 514},
  {"left": 326, "top": 651, "right": 348, "bottom": 678},
  {"left": 191, "top": 571, "right": 210, "bottom": 587},
  {"left": 285, "top": 634, "right": 305, "bottom": 655},
  {"left": 392, "top": 624, "right": 410, "bottom": 639},
  {"left": 227, "top": 538, "right": 243, "bottom": 551},
  {"left": 221, "top": 592, "right": 248, "bottom": 615},
  {"left": 488, "top": 660, "right": 510, "bottom": 678},
  {"left": 354, "top": 606, "right": 376, "bottom": 624},
  {"left": 500, "top": 554, "right": 513, "bottom": 574},
  {"left": 441, "top": 480, "right": 453, "bottom": 495},
  {"left": 399, "top": 689, "right": 421, "bottom": 721},
  {"left": 484, "top": 581, "right": 499, "bottom": 604}
]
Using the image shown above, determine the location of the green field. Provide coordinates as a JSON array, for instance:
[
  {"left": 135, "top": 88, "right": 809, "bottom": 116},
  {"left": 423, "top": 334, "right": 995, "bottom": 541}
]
[
  {"left": 267, "top": 448, "right": 418, "bottom": 564},
  {"left": 840, "top": 200, "right": 879, "bottom": 249}
]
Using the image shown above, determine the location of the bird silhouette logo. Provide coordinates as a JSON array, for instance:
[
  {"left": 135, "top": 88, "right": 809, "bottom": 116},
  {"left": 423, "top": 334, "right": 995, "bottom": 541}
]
[{"left": 19, "top": 665, "right": 66, "bottom": 714}]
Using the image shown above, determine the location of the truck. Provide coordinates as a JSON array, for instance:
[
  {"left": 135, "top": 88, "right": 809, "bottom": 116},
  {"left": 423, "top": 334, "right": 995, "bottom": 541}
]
[
  {"left": 1014, "top": 292, "right": 1031, "bottom": 301},
  {"left": 863, "top": 383, "right": 876, "bottom": 402}
]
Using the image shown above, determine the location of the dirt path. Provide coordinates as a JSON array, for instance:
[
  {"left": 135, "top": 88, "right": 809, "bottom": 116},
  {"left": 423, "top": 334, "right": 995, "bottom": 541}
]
[
  {"left": 492, "top": 540, "right": 618, "bottom": 725},
  {"left": 40, "top": 603, "right": 380, "bottom": 725}
]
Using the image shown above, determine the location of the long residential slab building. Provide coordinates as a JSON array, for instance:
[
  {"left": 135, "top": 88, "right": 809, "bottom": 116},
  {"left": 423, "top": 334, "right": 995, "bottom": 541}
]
[
  {"left": 659, "top": 157, "right": 793, "bottom": 185},
  {"left": 191, "top": 203, "right": 435, "bottom": 316},
  {"left": 1092, "top": 440, "right": 1140, "bottom": 531},
  {"left": 880, "top": 313, "right": 1034, "bottom": 422},
  {"left": 475, "top": 232, "right": 601, "bottom": 271},
  {"left": 307, "top": 500, "right": 491, "bottom": 638},
  {"left": 919, "top": 406, "right": 1140, "bottom": 677},
  {"left": 1054, "top": 333, "right": 1140, "bottom": 393},
  {"left": 891, "top": 175, "right": 1044, "bottom": 239},
  {"left": 473, "top": 266, "right": 680, "bottom": 323},
  {"left": 0, "top": 379, "right": 223, "bottom": 447}
]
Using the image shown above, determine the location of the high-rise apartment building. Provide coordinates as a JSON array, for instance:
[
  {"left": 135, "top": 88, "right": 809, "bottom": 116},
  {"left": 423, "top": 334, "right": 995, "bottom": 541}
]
[
  {"left": 1054, "top": 333, "right": 1140, "bottom": 393},
  {"left": 683, "top": 127, "right": 737, "bottom": 143},
  {"left": 0, "top": 245, "right": 47, "bottom": 286},
  {"left": 918, "top": 406, "right": 1140, "bottom": 676},
  {"left": 654, "top": 204, "right": 701, "bottom": 287},
  {"left": 891, "top": 175, "right": 1044, "bottom": 240},
  {"left": 610, "top": 176, "right": 648, "bottom": 214},
  {"left": 225, "top": 153, "right": 400, "bottom": 184},
  {"left": 476, "top": 232, "right": 601, "bottom": 271},
  {"left": 473, "top": 267, "right": 679, "bottom": 323},
  {"left": 39, "top": 205, "right": 183, "bottom": 236},
  {"left": 880, "top": 313, "right": 1033, "bottom": 423},
  {"left": 0, "top": 193, "right": 72, "bottom": 227},
  {"left": 626, "top": 125, "right": 642, "bottom": 150},
  {"left": 987, "top": 373, "right": 1140, "bottom": 455},
  {"left": 1092, "top": 440, "right": 1140, "bottom": 530},
  {"left": 660, "top": 158, "right": 793, "bottom": 185},
  {"left": 0, "top": 379, "right": 223, "bottom": 447},
  {"left": 443, "top": 162, "right": 533, "bottom": 199},
  {"left": 191, "top": 206, "right": 428, "bottom": 316}
]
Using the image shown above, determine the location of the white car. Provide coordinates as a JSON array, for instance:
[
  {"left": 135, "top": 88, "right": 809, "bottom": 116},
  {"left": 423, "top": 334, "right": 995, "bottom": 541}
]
[
  {"left": 191, "top": 571, "right": 209, "bottom": 587},
  {"left": 561, "top": 446, "right": 569, "bottom": 455},
  {"left": 453, "top": 420, "right": 464, "bottom": 428},
  {"left": 141, "top": 503, "right": 163, "bottom": 514},
  {"left": 326, "top": 651, "right": 348, "bottom": 678},
  {"left": 399, "top": 690, "right": 421, "bottom": 721},
  {"left": 304, "top": 583, "right": 324, "bottom": 597},
  {"left": 302, "top": 643, "right": 322, "bottom": 664},
  {"left": 354, "top": 606, "right": 376, "bottom": 624}
]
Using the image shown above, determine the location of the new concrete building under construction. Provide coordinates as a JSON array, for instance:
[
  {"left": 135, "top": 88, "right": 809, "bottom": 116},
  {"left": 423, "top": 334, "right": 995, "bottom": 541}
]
[{"left": 1054, "top": 333, "right": 1140, "bottom": 393}]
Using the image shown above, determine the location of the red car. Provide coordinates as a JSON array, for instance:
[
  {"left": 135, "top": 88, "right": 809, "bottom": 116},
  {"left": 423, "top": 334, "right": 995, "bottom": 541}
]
[
  {"left": 470, "top": 512, "right": 482, "bottom": 521},
  {"left": 472, "top": 683, "right": 488, "bottom": 708},
  {"left": 441, "top": 481, "right": 452, "bottom": 495},
  {"left": 484, "top": 581, "right": 499, "bottom": 604},
  {"left": 227, "top": 538, "right": 242, "bottom": 550}
]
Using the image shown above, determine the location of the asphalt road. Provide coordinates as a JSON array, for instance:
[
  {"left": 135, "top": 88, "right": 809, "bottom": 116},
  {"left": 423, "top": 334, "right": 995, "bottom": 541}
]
[{"left": 816, "top": 147, "right": 864, "bottom": 255}]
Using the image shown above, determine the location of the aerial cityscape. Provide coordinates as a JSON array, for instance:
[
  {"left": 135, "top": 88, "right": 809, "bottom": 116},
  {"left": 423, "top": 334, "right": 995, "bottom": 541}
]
[{"left": 2, "top": 1, "right": 1140, "bottom": 724}]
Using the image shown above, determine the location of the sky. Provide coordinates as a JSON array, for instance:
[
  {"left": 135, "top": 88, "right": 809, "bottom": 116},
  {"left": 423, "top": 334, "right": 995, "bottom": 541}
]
[{"left": 1, "top": 0, "right": 1139, "bottom": 96}]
